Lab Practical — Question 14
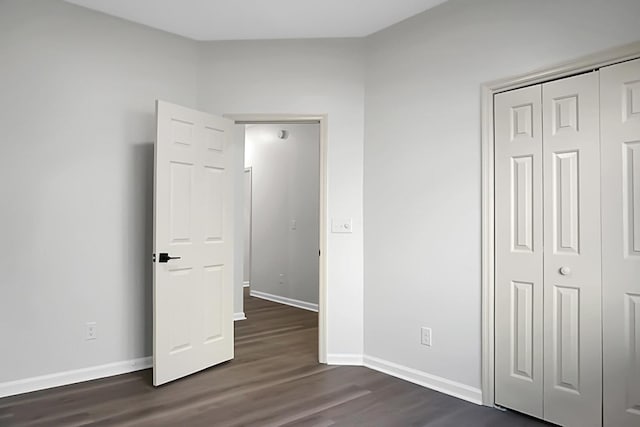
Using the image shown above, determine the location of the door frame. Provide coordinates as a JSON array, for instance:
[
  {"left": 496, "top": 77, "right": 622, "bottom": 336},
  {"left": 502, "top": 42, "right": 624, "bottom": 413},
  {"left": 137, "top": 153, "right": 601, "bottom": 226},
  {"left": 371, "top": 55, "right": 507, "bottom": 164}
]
[
  {"left": 225, "top": 113, "right": 328, "bottom": 364},
  {"left": 243, "top": 166, "right": 252, "bottom": 288},
  {"left": 480, "top": 41, "right": 640, "bottom": 406}
]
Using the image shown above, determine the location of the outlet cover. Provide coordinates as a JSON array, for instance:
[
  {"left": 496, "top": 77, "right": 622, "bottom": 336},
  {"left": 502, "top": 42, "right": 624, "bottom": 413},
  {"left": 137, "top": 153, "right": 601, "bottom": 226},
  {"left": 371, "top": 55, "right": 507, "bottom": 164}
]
[
  {"left": 421, "top": 327, "right": 432, "bottom": 347},
  {"left": 86, "top": 322, "right": 97, "bottom": 340}
]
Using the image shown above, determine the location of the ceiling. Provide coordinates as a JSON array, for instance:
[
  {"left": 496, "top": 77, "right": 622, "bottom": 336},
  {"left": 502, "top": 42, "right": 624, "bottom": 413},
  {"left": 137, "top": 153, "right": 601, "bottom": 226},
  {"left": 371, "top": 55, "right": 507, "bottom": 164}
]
[{"left": 65, "top": 0, "right": 449, "bottom": 41}]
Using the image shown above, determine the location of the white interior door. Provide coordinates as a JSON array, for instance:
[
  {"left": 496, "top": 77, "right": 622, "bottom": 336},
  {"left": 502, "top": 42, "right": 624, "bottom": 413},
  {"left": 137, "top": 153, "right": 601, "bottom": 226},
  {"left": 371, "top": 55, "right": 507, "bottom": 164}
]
[
  {"left": 494, "top": 85, "right": 544, "bottom": 418},
  {"left": 153, "top": 100, "right": 235, "bottom": 386},
  {"left": 601, "top": 57, "right": 640, "bottom": 427},
  {"left": 542, "top": 72, "right": 602, "bottom": 427}
]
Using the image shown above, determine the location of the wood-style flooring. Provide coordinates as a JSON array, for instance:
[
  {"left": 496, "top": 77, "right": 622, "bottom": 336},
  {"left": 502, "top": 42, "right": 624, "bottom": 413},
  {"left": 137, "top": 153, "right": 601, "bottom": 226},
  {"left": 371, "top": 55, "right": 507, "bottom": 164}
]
[{"left": 0, "top": 289, "right": 549, "bottom": 426}]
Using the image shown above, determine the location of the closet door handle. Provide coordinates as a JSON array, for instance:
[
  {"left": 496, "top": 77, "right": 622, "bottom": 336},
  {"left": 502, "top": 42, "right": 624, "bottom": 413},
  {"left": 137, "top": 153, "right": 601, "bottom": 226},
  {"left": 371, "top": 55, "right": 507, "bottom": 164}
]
[{"left": 559, "top": 266, "right": 571, "bottom": 276}]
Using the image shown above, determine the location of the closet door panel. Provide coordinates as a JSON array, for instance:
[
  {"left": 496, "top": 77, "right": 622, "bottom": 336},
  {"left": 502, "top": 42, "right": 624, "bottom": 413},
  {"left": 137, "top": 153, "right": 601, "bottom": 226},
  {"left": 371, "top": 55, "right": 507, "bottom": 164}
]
[
  {"left": 494, "top": 85, "right": 544, "bottom": 418},
  {"left": 601, "top": 57, "right": 640, "bottom": 427},
  {"left": 542, "top": 72, "right": 602, "bottom": 427}
]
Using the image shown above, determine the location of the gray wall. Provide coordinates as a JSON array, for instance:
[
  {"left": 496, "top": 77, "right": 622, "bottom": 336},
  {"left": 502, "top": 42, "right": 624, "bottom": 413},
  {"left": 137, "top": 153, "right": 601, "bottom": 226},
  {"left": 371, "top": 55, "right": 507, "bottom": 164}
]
[
  {"left": 0, "top": 0, "right": 198, "bottom": 382},
  {"left": 245, "top": 124, "right": 320, "bottom": 306},
  {"left": 363, "top": 0, "right": 640, "bottom": 389}
]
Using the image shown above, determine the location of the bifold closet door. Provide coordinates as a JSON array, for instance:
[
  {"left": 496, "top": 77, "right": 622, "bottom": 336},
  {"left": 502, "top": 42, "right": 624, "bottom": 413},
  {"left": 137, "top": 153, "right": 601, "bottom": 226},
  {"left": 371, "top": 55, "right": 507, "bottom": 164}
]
[
  {"left": 542, "top": 71, "right": 602, "bottom": 427},
  {"left": 494, "top": 85, "right": 544, "bottom": 418},
  {"left": 495, "top": 72, "right": 602, "bottom": 426},
  {"left": 601, "top": 57, "right": 640, "bottom": 427}
]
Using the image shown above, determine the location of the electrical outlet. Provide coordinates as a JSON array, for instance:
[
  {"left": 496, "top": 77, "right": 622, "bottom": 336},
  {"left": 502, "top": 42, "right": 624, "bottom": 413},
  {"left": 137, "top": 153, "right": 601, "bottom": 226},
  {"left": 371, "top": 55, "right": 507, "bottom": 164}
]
[
  {"left": 86, "top": 322, "right": 97, "bottom": 341},
  {"left": 279, "top": 273, "right": 285, "bottom": 285},
  {"left": 421, "top": 327, "right": 432, "bottom": 347}
]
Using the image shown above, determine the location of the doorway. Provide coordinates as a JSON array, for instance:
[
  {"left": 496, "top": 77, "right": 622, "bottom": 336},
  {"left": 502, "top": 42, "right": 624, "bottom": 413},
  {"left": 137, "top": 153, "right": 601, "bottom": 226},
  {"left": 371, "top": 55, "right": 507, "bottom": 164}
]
[
  {"left": 242, "top": 123, "right": 320, "bottom": 314},
  {"left": 153, "top": 106, "right": 328, "bottom": 388},
  {"left": 225, "top": 114, "right": 327, "bottom": 363}
]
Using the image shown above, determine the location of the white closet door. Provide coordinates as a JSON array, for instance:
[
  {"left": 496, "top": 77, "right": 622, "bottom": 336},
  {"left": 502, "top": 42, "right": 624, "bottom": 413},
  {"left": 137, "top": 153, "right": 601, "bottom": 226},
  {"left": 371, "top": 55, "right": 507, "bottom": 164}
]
[
  {"left": 601, "top": 57, "right": 640, "bottom": 427},
  {"left": 494, "top": 85, "right": 544, "bottom": 418},
  {"left": 542, "top": 72, "right": 602, "bottom": 427}
]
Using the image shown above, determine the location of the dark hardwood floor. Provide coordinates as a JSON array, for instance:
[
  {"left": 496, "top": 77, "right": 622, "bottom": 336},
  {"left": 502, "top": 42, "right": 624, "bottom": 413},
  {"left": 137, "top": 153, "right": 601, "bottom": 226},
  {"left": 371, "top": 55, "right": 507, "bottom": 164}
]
[{"left": 0, "top": 289, "right": 549, "bottom": 426}]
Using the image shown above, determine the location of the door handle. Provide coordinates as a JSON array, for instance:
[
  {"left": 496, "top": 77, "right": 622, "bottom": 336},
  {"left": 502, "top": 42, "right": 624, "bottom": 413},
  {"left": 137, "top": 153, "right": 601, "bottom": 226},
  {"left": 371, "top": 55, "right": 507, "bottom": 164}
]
[
  {"left": 157, "top": 253, "right": 181, "bottom": 263},
  {"left": 559, "top": 266, "right": 571, "bottom": 276}
]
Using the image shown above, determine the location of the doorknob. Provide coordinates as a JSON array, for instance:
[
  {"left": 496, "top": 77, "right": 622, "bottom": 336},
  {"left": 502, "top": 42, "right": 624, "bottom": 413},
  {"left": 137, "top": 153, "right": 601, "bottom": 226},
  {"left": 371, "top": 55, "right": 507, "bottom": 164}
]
[
  {"left": 559, "top": 266, "right": 571, "bottom": 276},
  {"left": 157, "top": 253, "right": 181, "bottom": 263}
]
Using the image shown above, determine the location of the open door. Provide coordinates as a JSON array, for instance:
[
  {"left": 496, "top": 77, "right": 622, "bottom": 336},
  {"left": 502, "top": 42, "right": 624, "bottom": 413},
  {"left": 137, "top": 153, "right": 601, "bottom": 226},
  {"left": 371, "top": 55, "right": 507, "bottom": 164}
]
[{"left": 153, "top": 100, "right": 235, "bottom": 386}]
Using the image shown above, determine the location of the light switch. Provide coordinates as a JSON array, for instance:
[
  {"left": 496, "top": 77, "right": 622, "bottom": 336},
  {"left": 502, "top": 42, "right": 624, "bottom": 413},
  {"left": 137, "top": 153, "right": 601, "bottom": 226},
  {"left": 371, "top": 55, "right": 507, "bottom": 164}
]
[{"left": 331, "top": 218, "right": 353, "bottom": 233}]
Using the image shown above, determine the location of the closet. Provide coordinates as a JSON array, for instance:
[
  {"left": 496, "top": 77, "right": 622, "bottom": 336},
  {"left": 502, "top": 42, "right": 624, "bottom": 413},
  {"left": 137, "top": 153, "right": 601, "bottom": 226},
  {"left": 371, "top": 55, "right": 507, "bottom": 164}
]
[{"left": 494, "top": 58, "right": 640, "bottom": 427}]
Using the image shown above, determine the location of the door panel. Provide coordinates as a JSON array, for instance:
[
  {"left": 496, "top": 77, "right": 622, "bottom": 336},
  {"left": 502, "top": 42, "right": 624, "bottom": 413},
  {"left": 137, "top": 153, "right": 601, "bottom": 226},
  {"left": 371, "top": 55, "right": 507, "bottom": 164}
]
[
  {"left": 553, "top": 151, "right": 580, "bottom": 254},
  {"left": 542, "top": 72, "right": 601, "bottom": 427},
  {"left": 154, "top": 100, "right": 235, "bottom": 386},
  {"left": 601, "top": 57, "right": 640, "bottom": 427},
  {"left": 553, "top": 285, "right": 580, "bottom": 392},
  {"left": 494, "top": 85, "right": 544, "bottom": 418},
  {"left": 624, "top": 142, "right": 640, "bottom": 256}
]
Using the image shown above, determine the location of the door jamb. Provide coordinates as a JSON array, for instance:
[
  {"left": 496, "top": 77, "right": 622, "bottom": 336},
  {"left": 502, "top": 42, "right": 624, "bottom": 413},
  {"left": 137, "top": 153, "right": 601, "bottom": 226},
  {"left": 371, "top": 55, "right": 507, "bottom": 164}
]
[
  {"left": 225, "top": 113, "right": 328, "bottom": 364},
  {"left": 480, "top": 41, "right": 640, "bottom": 406},
  {"left": 243, "top": 167, "right": 252, "bottom": 288}
]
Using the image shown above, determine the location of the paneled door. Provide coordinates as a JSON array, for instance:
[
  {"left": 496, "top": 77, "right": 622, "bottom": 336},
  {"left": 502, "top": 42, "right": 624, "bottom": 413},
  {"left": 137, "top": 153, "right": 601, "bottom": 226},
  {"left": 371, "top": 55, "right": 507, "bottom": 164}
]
[
  {"left": 153, "top": 100, "right": 235, "bottom": 386},
  {"left": 542, "top": 72, "right": 602, "bottom": 427},
  {"left": 494, "top": 85, "right": 544, "bottom": 418},
  {"left": 601, "top": 57, "right": 640, "bottom": 427},
  {"left": 495, "top": 72, "right": 602, "bottom": 426}
]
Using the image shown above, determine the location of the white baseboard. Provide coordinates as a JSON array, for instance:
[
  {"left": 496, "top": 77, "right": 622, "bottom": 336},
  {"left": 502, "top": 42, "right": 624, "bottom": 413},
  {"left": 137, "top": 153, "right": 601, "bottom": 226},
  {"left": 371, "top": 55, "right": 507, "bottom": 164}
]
[
  {"left": 233, "top": 312, "right": 247, "bottom": 321},
  {"left": 326, "top": 353, "right": 364, "bottom": 365},
  {"left": 0, "top": 356, "right": 152, "bottom": 399},
  {"left": 243, "top": 281, "right": 250, "bottom": 288},
  {"left": 363, "top": 355, "right": 483, "bottom": 405},
  {"left": 250, "top": 290, "right": 318, "bottom": 312}
]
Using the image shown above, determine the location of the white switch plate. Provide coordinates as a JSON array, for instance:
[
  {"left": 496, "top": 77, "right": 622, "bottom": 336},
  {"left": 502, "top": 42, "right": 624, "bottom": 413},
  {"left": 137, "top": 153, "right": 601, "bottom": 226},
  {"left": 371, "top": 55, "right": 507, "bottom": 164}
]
[
  {"left": 421, "top": 327, "right": 432, "bottom": 347},
  {"left": 331, "top": 218, "right": 353, "bottom": 233},
  {"left": 290, "top": 219, "right": 297, "bottom": 230}
]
